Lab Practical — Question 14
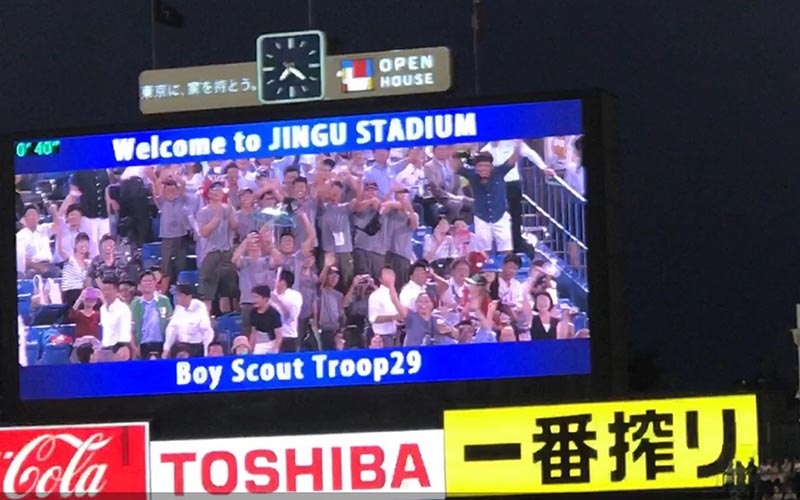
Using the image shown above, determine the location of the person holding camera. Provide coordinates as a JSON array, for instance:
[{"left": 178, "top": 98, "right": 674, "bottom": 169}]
[{"left": 353, "top": 180, "right": 387, "bottom": 282}]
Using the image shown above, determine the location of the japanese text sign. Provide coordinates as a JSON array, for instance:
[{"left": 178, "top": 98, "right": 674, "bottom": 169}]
[
  {"left": 443, "top": 395, "right": 758, "bottom": 495},
  {"left": 0, "top": 422, "right": 150, "bottom": 500}
]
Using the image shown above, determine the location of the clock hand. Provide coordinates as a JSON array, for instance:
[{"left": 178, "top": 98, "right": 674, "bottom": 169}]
[
  {"left": 288, "top": 67, "right": 307, "bottom": 80},
  {"left": 279, "top": 68, "right": 291, "bottom": 81}
]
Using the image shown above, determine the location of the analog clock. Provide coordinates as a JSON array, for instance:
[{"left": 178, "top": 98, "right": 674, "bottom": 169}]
[{"left": 257, "top": 30, "right": 326, "bottom": 104}]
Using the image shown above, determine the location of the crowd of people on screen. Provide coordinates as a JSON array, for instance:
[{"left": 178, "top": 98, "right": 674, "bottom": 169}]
[{"left": 16, "top": 139, "right": 589, "bottom": 364}]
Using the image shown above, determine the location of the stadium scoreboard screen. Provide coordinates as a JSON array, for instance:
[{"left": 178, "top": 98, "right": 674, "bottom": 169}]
[{"left": 1, "top": 91, "right": 623, "bottom": 426}]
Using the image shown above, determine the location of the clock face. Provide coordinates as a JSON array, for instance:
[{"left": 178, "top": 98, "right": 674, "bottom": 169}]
[{"left": 257, "top": 30, "right": 326, "bottom": 104}]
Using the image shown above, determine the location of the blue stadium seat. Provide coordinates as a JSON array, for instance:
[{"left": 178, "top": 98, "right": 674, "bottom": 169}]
[
  {"left": 216, "top": 313, "right": 242, "bottom": 353},
  {"left": 40, "top": 343, "right": 72, "bottom": 365},
  {"left": 517, "top": 252, "right": 531, "bottom": 271},
  {"left": 17, "top": 279, "right": 35, "bottom": 297},
  {"left": 18, "top": 298, "right": 32, "bottom": 325},
  {"left": 481, "top": 253, "right": 503, "bottom": 272},
  {"left": 151, "top": 216, "right": 161, "bottom": 241},
  {"left": 178, "top": 270, "right": 200, "bottom": 286},
  {"left": 412, "top": 241, "right": 424, "bottom": 260},
  {"left": 572, "top": 312, "right": 588, "bottom": 331},
  {"left": 25, "top": 341, "right": 41, "bottom": 365},
  {"left": 414, "top": 227, "right": 432, "bottom": 241},
  {"left": 28, "top": 325, "right": 57, "bottom": 348},
  {"left": 186, "top": 254, "right": 198, "bottom": 271},
  {"left": 141, "top": 242, "right": 162, "bottom": 268}
]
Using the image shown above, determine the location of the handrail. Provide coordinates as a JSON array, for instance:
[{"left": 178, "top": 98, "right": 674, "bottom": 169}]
[
  {"left": 544, "top": 169, "right": 587, "bottom": 204},
  {"left": 521, "top": 194, "right": 587, "bottom": 251}
]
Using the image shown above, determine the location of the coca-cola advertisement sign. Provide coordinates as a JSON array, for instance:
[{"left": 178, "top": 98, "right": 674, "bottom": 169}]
[{"left": 0, "top": 423, "right": 149, "bottom": 500}]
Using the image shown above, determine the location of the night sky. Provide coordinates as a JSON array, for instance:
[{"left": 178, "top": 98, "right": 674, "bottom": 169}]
[{"left": 2, "top": 0, "right": 798, "bottom": 394}]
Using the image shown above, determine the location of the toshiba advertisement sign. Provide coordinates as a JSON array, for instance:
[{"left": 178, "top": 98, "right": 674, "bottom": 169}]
[
  {"left": 150, "top": 430, "right": 444, "bottom": 496},
  {"left": 0, "top": 422, "right": 150, "bottom": 499}
]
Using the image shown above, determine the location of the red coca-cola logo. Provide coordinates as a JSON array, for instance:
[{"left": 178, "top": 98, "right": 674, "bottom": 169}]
[{"left": 0, "top": 424, "right": 149, "bottom": 500}]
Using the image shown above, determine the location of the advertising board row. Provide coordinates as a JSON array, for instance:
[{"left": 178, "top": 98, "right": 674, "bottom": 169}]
[{"left": 0, "top": 395, "right": 758, "bottom": 498}]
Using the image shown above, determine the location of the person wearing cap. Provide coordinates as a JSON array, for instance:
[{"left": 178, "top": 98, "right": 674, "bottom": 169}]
[
  {"left": 368, "top": 267, "right": 403, "bottom": 347},
  {"left": 196, "top": 180, "right": 239, "bottom": 315},
  {"left": 465, "top": 273, "right": 493, "bottom": 318},
  {"left": 455, "top": 146, "right": 520, "bottom": 254},
  {"left": 231, "top": 335, "right": 251, "bottom": 355},
  {"left": 163, "top": 283, "right": 214, "bottom": 357},
  {"left": 319, "top": 178, "right": 357, "bottom": 291},
  {"left": 382, "top": 189, "right": 419, "bottom": 290},
  {"left": 151, "top": 172, "right": 189, "bottom": 290},
  {"left": 249, "top": 285, "right": 283, "bottom": 354},
  {"left": 353, "top": 180, "right": 388, "bottom": 281},
  {"left": 318, "top": 254, "right": 345, "bottom": 350},
  {"left": 233, "top": 230, "right": 276, "bottom": 336},
  {"left": 130, "top": 271, "right": 173, "bottom": 360}
]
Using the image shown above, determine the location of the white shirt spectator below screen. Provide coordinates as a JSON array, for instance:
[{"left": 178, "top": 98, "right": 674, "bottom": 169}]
[
  {"left": 100, "top": 299, "right": 133, "bottom": 348},
  {"left": 498, "top": 277, "right": 525, "bottom": 309},
  {"left": 369, "top": 285, "right": 399, "bottom": 336},
  {"left": 399, "top": 281, "right": 426, "bottom": 313},
  {"left": 164, "top": 298, "right": 214, "bottom": 353},
  {"left": 275, "top": 288, "right": 303, "bottom": 339}
]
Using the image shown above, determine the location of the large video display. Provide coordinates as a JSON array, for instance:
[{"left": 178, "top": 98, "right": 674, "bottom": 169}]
[{"left": 13, "top": 99, "right": 590, "bottom": 400}]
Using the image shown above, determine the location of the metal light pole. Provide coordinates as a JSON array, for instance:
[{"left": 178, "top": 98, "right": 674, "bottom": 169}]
[{"left": 792, "top": 305, "right": 800, "bottom": 422}]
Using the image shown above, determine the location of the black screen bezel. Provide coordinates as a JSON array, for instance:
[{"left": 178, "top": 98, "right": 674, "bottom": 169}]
[{"left": 0, "top": 89, "right": 624, "bottom": 435}]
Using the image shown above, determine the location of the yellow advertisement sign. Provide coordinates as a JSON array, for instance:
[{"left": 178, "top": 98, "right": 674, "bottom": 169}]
[{"left": 444, "top": 394, "right": 758, "bottom": 495}]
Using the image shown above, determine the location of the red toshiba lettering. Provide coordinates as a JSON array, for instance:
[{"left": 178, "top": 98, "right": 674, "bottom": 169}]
[
  {"left": 331, "top": 447, "right": 343, "bottom": 491},
  {"left": 351, "top": 446, "right": 386, "bottom": 490},
  {"left": 285, "top": 448, "right": 323, "bottom": 491},
  {"left": 391, "top": 443, "right": 431, "bottom": 488},
  {"left": 201, "top": 451, "right": 238, "bottom": 494},
  {"left": 160, "top": 453, "right": 197, "bottom": 496},
  {"left": 244, "top": 449, "right": 279, "bottom": 493}
]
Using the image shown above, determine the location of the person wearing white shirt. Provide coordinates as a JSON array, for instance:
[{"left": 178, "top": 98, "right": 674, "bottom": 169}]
[
  {"left": 481, "top": 140, "right": 548, "bottom": 251},
  {"left": 399, "top": 261, "right": 430, "bottom": 313},
  {"left": 270, "top": 269, "right": 304, "bottom": 353},
  {"left": 162, "top": 283, "right": 214, "bottom": 358},
  {"left": 16, "top": 205, "right": 58, "bottom": 278},
  {"left": 369, "top": 267, "right": 404, "bottom": 346},
  {"left": 99, "top": 278, "right": 133, "bottom": 349}
]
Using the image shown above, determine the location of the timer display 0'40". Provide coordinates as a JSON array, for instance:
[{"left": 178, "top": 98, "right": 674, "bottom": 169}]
[{"left": 16, "top": 140, "right": 61, "bottom": 157}]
